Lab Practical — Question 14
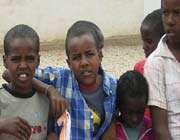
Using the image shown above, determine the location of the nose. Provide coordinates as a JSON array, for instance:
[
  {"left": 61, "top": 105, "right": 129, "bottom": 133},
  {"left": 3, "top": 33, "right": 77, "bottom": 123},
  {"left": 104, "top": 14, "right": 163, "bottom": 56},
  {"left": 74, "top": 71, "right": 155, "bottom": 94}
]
[
  {"left": 131, "top": 115, "right": 139, "bottom": 125},
  {"left": 80, "top": 56, "right": 89, "bottom": 67},
  {"left": 19, "top": 60, "right": 27, "bottom": 69}
]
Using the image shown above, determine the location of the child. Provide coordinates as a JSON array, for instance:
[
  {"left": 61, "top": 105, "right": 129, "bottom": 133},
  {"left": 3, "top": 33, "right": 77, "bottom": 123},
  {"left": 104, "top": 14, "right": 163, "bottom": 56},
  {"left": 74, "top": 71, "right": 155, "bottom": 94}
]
[
  {"left": 35, "top": 20, "right": 117, "bottom": 139},
  {"left": 134, "top": 9, "right": 164, "bottom": 74},
  {"left": 102, "top": 70, "right": 154, "bottom": 140},
  {"left": 144, "top": 0, "right": 180, "bottom": 139},
  {"left": 0, "top": 24, "right": 61, "bottom": 140}
]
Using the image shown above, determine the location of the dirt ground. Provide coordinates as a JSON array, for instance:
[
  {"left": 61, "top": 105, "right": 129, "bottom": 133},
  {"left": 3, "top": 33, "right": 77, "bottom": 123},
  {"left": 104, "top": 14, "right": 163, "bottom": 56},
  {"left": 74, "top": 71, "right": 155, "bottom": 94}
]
[{"left": 0, "top": 35, "right": 144, "bottom": 84}]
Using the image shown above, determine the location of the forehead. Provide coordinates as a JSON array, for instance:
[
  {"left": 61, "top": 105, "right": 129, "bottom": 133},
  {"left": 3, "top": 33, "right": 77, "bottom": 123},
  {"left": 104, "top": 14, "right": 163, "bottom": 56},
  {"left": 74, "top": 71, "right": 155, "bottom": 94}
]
[
  {"left": 68, "top": 34, "right": 97, "bottom": 53},
  {"left": 121, "top": 97, "right": 146, "bottom": 110},
  {"left": 8, "top": 38, "right": 37, "bottom": 54},
  {"left": 162, "top": 0, "right": 180, "bottom": 9}
]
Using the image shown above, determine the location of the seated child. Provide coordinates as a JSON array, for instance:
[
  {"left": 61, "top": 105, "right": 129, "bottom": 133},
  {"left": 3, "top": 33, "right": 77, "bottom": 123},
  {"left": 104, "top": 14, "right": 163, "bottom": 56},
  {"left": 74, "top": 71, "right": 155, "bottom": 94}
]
[
  {"left": 0, "top": 24, "right": 63, "bottom": 140},
  {"left": 35, "top": 20, "right": 117, "bottom": 139},
  {"left": 134, "top": 9, "right": 164, "bottom": 74},
  {"left": 102, "top": 70, "right": 154, "bottom": 140}
]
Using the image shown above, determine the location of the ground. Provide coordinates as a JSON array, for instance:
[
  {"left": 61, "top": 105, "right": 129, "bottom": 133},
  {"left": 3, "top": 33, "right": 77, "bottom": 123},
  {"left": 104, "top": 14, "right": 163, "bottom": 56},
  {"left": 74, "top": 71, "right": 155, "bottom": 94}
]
[{"left": 0, "top": 35, "right": 144, "bottom": 84}]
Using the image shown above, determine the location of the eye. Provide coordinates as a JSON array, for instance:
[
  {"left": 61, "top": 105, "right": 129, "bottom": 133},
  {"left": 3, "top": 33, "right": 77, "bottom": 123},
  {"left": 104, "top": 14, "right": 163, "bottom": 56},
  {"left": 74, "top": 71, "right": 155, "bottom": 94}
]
[
  {"left": 26, "top": 56, "right": 36, "bottom": 63},
  {"left": 71, "top": 54, "right": 81, "bottom": 61},
  {"left": 162, "top": 10, "right": 168, "bottom": 16},
  {"left": 10, "top": 56, "right": 20, "bottom": 63},
  {"left": 174, "top": 10, "right": 180, "bottom": 16}
]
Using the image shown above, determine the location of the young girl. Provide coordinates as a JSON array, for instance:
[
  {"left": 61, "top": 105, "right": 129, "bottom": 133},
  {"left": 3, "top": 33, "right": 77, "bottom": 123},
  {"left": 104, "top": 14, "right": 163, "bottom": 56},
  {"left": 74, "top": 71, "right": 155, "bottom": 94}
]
[{"left": 102, "top": 70, "right": 154, "bottom": 140}]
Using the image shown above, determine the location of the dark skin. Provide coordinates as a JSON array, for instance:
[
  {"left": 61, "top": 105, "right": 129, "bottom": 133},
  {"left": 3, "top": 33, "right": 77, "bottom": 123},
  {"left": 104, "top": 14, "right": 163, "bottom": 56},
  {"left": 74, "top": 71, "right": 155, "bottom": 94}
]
[{"left": 0, "top": 117, "right": 31, "bottom": 140}]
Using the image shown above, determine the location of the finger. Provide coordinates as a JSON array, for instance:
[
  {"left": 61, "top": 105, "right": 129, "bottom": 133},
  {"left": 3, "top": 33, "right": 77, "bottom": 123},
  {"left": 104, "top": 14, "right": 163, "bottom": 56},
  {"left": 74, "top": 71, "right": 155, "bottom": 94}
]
[
  {"left": 56, "top": 100, "right": 68, "bottom": 119},
  {"left": 50, "top": 99, "right": 57, "bottom": 118},
  {"left": 17, "top": 127, "right": 29, "bottom": 140},
  {"left": 17, "top": 117, "right": 32, "bottom": 138}
]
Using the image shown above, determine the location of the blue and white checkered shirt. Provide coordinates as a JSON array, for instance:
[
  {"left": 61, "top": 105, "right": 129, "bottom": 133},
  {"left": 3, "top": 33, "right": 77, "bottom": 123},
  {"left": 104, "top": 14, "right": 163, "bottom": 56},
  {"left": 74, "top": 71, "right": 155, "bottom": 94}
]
[{"left": 35, "top": 67, "right": 117, "bottom": 140}]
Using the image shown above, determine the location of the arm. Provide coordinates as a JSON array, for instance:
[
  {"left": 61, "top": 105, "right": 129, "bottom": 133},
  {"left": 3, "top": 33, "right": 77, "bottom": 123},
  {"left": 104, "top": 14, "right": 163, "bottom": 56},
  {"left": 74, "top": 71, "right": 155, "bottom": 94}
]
[
  {"left": 150, "top": 106, "right": 172, "bottom": 140},
  {"left": 0, "top": 117, "right": 31, "bottom": 140},
  {"left": 101, "top": 119, "right": 116, "bottom": 140},
  {"left": 144, "top": 58, "right": 172, "bottom": 140},
  {"left": 32, "top": 78, "right": 68, "bottom": 119},
  {"left": 2, "top": 69, "right": 68, "bottom": 119}
]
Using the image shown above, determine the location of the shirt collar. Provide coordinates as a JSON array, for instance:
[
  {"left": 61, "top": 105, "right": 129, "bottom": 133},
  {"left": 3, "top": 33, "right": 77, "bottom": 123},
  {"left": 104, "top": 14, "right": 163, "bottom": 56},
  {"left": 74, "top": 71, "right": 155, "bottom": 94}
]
[
  {"left": 71, "top": 67, "right": 116, "bottom": 96},
  {"left": 154, "top": 34, "right": 176, "bottom": 60}
]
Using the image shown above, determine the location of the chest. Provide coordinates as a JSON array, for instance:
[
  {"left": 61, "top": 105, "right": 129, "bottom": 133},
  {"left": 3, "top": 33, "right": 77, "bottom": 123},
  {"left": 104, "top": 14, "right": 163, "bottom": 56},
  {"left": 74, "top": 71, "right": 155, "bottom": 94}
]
[{"left": 0, "top": 93, "right": 49, "bottom": 140}]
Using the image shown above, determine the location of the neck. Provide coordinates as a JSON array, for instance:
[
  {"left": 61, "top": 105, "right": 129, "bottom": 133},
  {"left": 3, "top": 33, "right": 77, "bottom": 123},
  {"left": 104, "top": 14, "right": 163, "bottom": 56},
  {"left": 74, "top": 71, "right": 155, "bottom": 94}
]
[
  {"left": 79, "top": 75, "right": 102, "bottom": 93},
  {"left": 7, "top": 83, "right": 33, "bottom": 94},
  {"left": 167, "top": 41, "right": 180, "bottom": 62}
]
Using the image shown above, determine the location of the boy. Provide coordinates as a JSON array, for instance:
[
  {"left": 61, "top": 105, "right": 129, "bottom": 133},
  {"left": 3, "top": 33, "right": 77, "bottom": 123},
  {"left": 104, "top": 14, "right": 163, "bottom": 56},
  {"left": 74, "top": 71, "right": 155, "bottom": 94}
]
[
  {"left": 144, "top": 0, "right": 180, "bottom": 139},
  {"left": 35, "top": 20, "right": 117, "bottom": 139},
  {"left": 134, "top": 9, "right": 164, "bottom": 74},
  {"left": 0, "top": 24, "right": 65, "bottom": 140}
]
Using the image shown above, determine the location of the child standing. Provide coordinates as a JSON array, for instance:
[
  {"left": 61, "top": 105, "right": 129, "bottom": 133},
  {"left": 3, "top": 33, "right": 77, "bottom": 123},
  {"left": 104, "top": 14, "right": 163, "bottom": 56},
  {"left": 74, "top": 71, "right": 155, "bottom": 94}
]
[
  {"left": 102, "top": 70, "right": 154, "bottom": 140},
  {"left": 0, "top": 24, "right": 56, "bottom": 140},
  {"left": 35, "top": 20, "right": 117, "bottom": 139},
  {"left": 134, "top": 9, "right": 164, "bottom": 74},
  {"left": 144, "top": 0, "right": 180, "bottom": 139}
]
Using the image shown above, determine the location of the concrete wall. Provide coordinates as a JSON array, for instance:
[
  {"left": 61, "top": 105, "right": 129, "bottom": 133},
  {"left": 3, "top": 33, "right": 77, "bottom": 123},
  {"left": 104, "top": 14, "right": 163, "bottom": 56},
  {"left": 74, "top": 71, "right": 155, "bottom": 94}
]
[
  {"left": 144, "top": 0, "right": 161, "bottom": 17},
  {"left": 0, "top": 0, "right": 143, "bottom": 45}
]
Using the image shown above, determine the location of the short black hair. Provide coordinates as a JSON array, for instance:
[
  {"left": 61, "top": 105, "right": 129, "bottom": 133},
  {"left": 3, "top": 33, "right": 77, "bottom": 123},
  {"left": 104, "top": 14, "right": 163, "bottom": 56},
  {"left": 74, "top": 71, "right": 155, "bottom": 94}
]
[
  {"left": 116, "top": 70, "right": 149, "bottom": 110},
  {"left": 65, "top": 20, "right": 104, "bottom": 57},
  {"left": 4, "top": 24, "right": 40, "bottom": 55},
  {"left": 141, "top": 9, "right": 165, "bottom": 41}
]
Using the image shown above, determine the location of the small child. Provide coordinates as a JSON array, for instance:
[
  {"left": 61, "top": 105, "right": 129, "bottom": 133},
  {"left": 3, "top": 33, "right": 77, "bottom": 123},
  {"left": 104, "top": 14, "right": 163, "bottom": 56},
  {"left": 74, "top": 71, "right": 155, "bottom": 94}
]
[
  {"left": 102, "top": 70, "right": 154, "bottom": 140},
  {"left": 0, "top": 24, "right": 58, "bottom": 140},
  {"left": 134, "top": 9, "right": 164, "bottom": 74},
  {"left": 35, "top": 20, "right": 117, "bottom": 139}
]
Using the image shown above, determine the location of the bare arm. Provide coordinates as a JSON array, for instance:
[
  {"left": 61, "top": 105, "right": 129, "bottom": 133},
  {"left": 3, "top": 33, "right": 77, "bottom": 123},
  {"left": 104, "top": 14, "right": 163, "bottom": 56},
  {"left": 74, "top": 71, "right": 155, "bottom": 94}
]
[
  {"left": 32, "top": 78, "right": 68, "bottom": 119},
  {"left": 150, "top": 106, "right": 172, "bottom": 140}
]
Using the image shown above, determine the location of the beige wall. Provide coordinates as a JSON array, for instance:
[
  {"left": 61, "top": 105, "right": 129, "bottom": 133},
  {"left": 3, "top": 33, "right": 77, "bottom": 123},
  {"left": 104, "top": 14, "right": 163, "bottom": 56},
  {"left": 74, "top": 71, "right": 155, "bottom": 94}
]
[{"left": 0, "top": 0, "right": 143, "bottom": 44}]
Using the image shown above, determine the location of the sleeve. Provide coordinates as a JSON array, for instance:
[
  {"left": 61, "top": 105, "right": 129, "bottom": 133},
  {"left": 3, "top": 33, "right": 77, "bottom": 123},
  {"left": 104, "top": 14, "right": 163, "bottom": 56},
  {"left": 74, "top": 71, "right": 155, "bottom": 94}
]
[
  {"left": 35, "top": 67, "right": 62, "bottom": 86},
  {"left": 144, "top": 57, "right": 167, "bottom": 110}
]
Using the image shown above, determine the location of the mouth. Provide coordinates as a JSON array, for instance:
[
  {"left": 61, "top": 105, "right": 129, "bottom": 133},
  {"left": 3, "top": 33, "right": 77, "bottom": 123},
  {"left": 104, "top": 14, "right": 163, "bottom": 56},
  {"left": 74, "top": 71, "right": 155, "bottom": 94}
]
[
  {"left": 80, "top": 70, "right": 93, "bottom": 77},
  {"left": 17, "top": 73, "right": 29, "bottom": 81},
  {"left": 166, "top": 30, "right": 175, "bottom": 37}
]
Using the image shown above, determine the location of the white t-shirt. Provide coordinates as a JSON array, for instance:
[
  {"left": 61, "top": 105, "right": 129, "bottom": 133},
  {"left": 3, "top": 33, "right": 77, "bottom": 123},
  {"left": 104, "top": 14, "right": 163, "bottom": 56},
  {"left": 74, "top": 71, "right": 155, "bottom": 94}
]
[{"left": 0, "top": 87, "right": 49, "bottom": 140}]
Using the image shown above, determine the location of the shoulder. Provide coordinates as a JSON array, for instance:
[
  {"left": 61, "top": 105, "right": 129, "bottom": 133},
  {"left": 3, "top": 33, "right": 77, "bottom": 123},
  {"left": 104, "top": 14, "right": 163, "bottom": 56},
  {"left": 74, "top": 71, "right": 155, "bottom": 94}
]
[{"left": 103, "top": 72, "right": 117, "bottom": 95}]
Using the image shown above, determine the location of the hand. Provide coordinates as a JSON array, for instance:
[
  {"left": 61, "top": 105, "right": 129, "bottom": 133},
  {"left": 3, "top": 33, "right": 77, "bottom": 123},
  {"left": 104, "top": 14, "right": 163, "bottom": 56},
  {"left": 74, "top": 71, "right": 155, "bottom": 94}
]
[
  {"left": 0, "top": 117, "right": 31, "bottom": 140},
  {"left": 47, "top": 86, "right": 68, "bottom": 119},
  {"left": 32, "top": 78, "right": 68, "bottom": 119}
]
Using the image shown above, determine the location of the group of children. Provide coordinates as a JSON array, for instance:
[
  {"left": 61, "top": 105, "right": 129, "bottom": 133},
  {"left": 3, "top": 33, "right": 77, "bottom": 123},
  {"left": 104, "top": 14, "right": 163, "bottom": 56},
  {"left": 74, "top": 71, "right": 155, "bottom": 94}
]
[{"left": 0, "top": 0, "right": 180, "bottom": 139}]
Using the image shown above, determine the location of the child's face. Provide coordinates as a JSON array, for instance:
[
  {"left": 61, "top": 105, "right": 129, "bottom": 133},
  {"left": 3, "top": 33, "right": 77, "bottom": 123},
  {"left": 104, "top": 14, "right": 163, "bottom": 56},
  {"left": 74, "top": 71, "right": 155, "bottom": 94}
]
[
  {"left": 140, "top": 24, "right": 159, "bottom": 57},
  {"left": 162, "top": 0, "right": 180, "bottom": 45},
  {"left": 67, "top": 34, "right": 102, "bottom": 86},
  {"left": 119, "top": 98, "right": 146, "bottom": 128},
  {"left": 3, "top": 38, "right": 39, "bottom": 92}
]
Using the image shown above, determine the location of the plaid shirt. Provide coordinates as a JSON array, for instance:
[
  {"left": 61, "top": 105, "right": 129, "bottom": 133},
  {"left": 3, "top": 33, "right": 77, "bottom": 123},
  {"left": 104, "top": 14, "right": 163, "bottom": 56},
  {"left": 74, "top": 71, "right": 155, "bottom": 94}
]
[{"left": 35, "top": 67, "right": 117, "bottom": 140}]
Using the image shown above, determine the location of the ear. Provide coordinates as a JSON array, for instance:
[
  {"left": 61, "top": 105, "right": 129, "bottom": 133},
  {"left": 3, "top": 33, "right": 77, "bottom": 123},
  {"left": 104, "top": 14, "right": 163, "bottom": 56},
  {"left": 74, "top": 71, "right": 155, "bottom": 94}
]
[
  {"left": 66, "top": 58, "right": 71, "bottom": 69},
  {"left": 3, "top": 55, "right": 8, "bottom": 69},
  {"left": 36, "top": 54, "right": 40, "bottom": 68},
  {"left": 98, "top": 49, "right": 103, "bottom": 62}
]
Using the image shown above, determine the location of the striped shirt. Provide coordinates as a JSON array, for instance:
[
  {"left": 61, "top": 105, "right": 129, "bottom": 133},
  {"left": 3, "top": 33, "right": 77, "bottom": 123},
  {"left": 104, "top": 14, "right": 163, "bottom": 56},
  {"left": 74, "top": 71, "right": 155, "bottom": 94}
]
[{"left": 35, "top": 67, "right": 117, "bottom": 140}]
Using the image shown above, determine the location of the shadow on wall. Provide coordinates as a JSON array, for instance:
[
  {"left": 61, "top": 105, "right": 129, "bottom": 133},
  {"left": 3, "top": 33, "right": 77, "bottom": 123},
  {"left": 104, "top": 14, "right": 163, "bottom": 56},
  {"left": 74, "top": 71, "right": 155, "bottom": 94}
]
[{"left": 0, "top": 34, "right": 141, "bottom": 52}]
